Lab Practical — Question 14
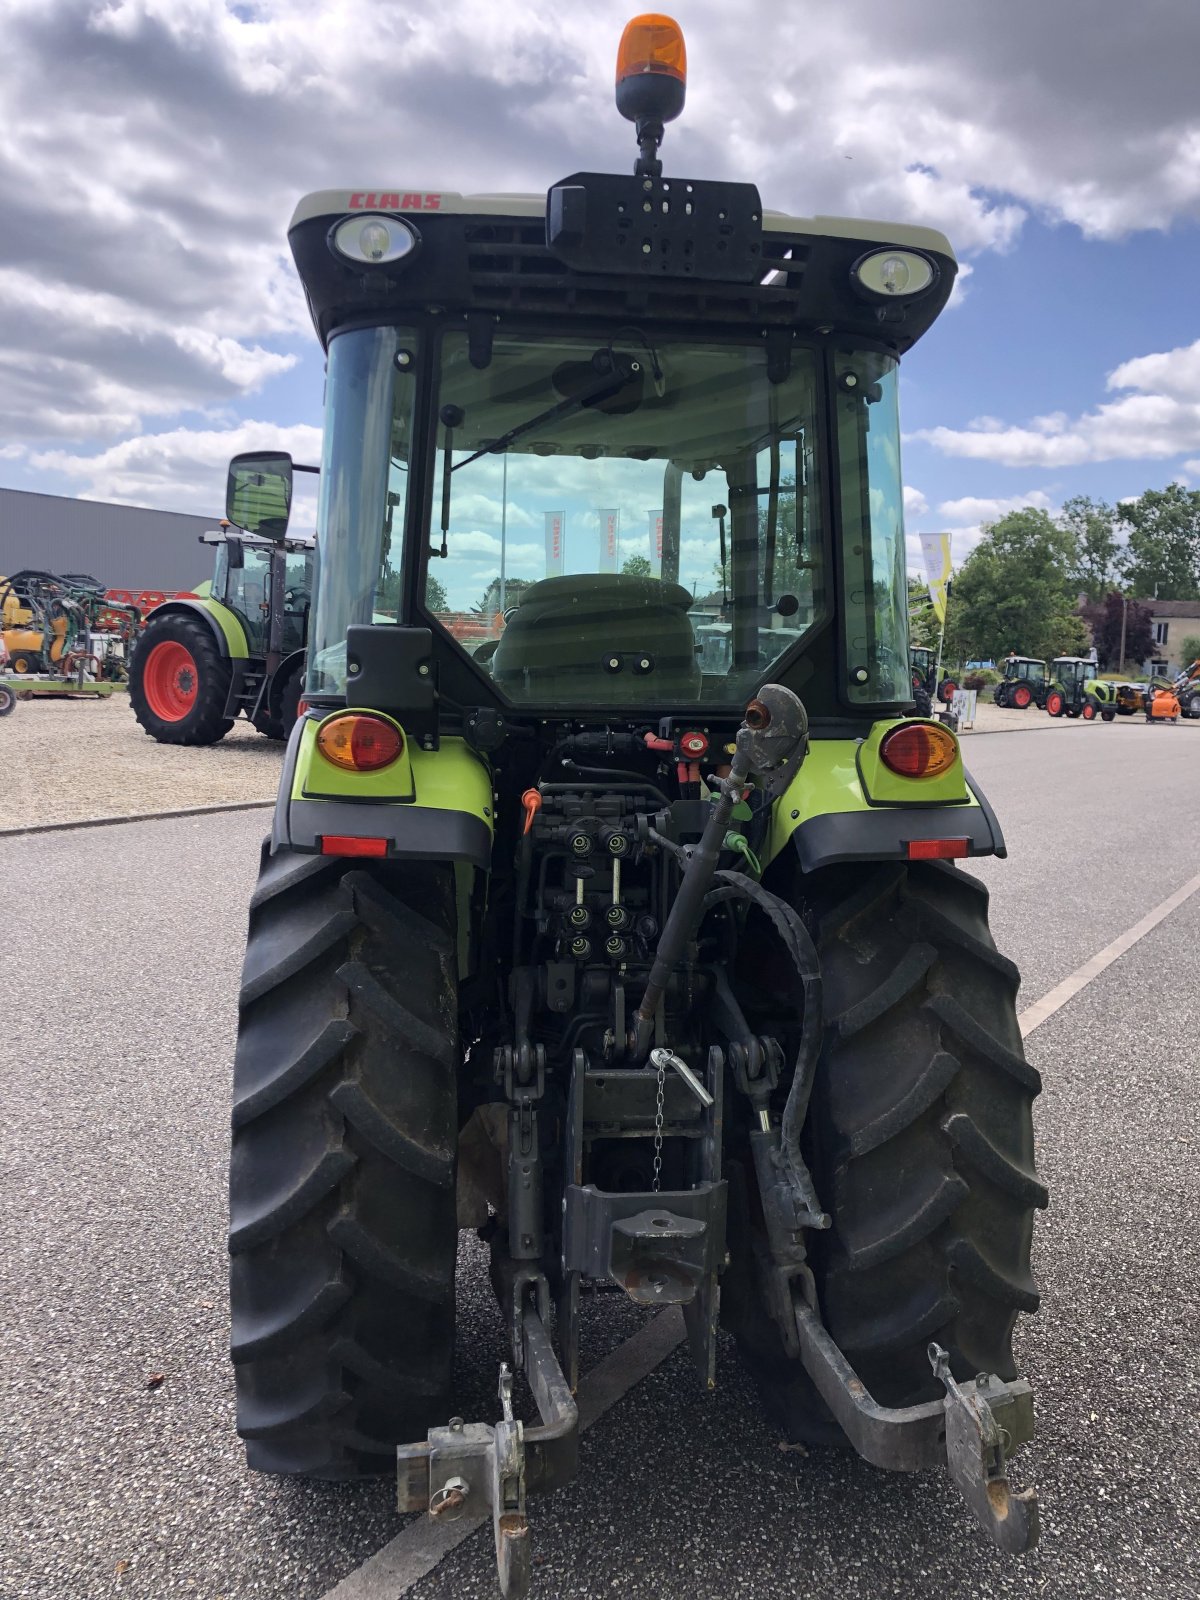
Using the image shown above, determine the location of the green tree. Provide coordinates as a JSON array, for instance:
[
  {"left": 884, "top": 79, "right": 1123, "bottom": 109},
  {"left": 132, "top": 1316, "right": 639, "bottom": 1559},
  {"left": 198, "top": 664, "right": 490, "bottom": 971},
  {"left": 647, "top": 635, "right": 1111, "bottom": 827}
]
[
  {"left": 906, "top": 577, "right": 940, "bottom": 649},
  {"left": 474, "top": 575, "right": 534, "bottom": 616},
  {"left": 1178, "top": 633, "right": 1200, "bottom": 669},
  {"left": 622, "top": 553, "right": 652, "bottom": 577},
  {"left": 1118, "top": 484, "right": 1200, "bottom": 600},
  {"left": 427, "top": 571, "right": 450, "bottom": 612},
  {"left": 377, "top": 565, "right": 449, "bottom": 612},
  {"left": 944, "top": 509, "right": 1090, "bottom": 663},
  {"left": 1058, "top": 495, "right": 1119, "bottom": 600},
  {"left": 1080, "top": 591, "right": 1154, "bottom": 669}
]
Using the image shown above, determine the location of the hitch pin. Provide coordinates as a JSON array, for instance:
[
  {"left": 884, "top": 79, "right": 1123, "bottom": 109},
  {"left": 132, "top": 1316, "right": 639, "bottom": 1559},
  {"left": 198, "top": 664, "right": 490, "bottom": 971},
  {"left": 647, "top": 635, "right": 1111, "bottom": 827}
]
[{"left": 650, "top": 1047, "right": 714, "bottom": 1109}]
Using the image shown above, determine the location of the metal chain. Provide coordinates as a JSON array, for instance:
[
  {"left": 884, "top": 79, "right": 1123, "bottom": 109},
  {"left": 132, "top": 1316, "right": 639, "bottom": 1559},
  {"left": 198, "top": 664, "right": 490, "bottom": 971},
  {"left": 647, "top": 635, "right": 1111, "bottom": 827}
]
[{"left": 652, "top": 1052, "right": 665, "bottom": 1192}]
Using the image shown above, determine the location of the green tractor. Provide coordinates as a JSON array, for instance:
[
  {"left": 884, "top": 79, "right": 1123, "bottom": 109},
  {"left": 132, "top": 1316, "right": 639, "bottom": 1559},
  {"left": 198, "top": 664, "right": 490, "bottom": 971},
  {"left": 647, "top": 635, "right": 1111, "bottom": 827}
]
[
  {"left": 993, "top": 655, "right": 1047, "bottom": 709},
  {"left": 129, "top": 515, "right": 313, "bottom": 744},
  {"left": 909, "top": 643, "right": 957, "bottom": 716},
  {"left": 226, "top": 16, "right": 1043, "bottom": 1590},
  {"left": 1043, "top": 657, "right": 1112, "bottom": 721}
]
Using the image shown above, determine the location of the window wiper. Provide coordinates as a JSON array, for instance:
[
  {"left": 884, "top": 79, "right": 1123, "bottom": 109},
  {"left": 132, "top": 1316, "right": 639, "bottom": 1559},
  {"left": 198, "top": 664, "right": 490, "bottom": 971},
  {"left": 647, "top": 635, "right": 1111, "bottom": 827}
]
[{"left": 450, "top": 358, "right": 640, "bottom": 474}]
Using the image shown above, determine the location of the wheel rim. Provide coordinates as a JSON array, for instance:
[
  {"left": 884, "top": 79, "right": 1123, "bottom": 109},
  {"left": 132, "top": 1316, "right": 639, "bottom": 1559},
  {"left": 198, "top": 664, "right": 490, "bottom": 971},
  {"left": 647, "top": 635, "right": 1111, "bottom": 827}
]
[
  {"left": 1047, "top": 693, "right": 1062, "bottom": 716},
  {"left": 1014, "top": 686, "right": 1032, "bottom": 707},
  {"left": 143, "top": 640, "right": 199, "bottom": 720},
  {"left": 1082, "top": 703, "right": 1096, "bottom": 719}
]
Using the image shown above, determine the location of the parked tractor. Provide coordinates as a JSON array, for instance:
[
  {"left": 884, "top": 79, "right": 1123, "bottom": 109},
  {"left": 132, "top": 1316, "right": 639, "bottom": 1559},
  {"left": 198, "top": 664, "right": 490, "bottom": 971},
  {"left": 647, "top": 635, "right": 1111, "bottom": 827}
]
[
  {"left": 909, "top": 644, "right": 957, "bottom": 714},
  {"left": 128, "top": 520, "right": 312, "bottom": 744},
  {"left": 1170, "top": 658, "right": 1200, "bottom": 718},
  {"left": 225, "top": 17, "right": 1044, "bottom": 1593},
  {"left": 993, "top": 655, "right": 1046, "bottom": 709},
  {"left": 1042, "top": 657, "right": 1108, "bottom": 721}
]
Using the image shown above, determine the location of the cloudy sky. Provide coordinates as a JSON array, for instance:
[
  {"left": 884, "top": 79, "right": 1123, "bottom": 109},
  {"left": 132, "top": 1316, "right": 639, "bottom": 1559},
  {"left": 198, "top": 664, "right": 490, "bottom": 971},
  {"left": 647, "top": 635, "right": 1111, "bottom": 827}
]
[{"left": 4, "top": 0, "right": 1200, "bottom": 592}]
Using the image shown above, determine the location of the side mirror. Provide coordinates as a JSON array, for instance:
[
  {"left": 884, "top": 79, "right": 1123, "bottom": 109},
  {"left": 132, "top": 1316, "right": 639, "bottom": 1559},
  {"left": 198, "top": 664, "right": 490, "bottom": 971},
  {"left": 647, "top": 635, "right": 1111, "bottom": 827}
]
[{"left": 227, "top": 451, "right": 293, "bottom": 540}]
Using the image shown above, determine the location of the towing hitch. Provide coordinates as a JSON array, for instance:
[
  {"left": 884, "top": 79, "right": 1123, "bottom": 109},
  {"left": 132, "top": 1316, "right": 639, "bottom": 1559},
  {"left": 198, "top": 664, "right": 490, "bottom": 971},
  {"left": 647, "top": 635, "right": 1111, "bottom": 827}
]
[
  {"left": 397, "top": 1303, "right": 578, "bottom": 1599},
  {"left": 792, "top": 1299, "right": 1039, "bottom": 1554}
]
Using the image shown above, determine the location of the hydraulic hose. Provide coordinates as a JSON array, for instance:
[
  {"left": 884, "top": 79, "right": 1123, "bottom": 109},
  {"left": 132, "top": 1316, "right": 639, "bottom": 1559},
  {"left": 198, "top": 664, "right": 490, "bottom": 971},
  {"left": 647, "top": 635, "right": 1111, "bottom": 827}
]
[{"left": 704, "top": 871, "right": 824, "bottom": 1218}]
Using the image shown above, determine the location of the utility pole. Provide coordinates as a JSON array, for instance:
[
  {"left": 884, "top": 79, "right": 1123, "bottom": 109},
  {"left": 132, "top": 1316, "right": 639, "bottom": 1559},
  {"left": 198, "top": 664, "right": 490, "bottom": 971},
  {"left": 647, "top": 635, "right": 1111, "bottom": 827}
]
[{"left": 499, "top": 453, "right": 508, "bottom": 615}]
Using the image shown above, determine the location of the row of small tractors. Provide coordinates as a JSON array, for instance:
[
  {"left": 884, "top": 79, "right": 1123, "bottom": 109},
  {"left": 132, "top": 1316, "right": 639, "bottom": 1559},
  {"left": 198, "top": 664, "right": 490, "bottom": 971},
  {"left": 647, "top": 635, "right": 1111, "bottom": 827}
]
[{"left": 993, "top": 654, "right": 1199, "bottom": 722}]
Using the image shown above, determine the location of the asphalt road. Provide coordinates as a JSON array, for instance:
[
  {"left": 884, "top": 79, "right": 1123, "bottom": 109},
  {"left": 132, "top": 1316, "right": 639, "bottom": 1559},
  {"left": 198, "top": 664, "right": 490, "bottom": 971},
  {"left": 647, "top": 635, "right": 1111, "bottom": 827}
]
[{"left": 1, "top": 722, "right": 1197, "bottom": 1600}]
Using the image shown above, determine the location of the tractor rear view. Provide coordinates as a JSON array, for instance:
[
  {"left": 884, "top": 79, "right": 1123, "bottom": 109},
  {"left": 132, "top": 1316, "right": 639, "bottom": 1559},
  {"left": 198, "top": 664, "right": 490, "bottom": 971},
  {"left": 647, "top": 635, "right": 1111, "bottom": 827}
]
[
  {"left": 994, "top": 655, "right": 1046, "bottom": 709},
  {"left": 909, "top": 643, "right": 957, "bottom": 714},
  {"left": 129, "top": 513, "right": 312, "bottom": 744},
  {"left": 224, "top": 17, "right": 1044, "bottom": 1593}
]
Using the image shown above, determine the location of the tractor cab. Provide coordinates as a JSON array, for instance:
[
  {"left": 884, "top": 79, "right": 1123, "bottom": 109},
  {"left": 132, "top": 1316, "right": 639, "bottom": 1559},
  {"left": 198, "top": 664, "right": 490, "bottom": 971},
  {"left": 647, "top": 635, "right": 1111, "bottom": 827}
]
[
  {"left": 203, "top": 526, "right": 313, "bottom": 660},
  {"left": 994, "top": 656, "right": 1046, "bottom": 709},
  {"left": 1050, "top": 656, "right": 1088, "bottom": 689}
]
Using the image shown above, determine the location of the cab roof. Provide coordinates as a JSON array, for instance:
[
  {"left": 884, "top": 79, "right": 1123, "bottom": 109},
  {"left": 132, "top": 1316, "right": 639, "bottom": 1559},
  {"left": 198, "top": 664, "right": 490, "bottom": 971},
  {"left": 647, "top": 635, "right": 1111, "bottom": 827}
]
[{"left": 289, "top": 188, "right": 956, "bottom": 261}]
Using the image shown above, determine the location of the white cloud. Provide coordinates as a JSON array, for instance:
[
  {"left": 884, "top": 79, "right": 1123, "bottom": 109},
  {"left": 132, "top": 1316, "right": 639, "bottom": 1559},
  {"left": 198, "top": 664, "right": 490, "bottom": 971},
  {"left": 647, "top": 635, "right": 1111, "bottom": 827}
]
[
  {"left": 903, "top": 485, "right": 929, "bottom": 517},
  {"left": 937, "top": 490, "right": 1053, "bottom": 522},
  {"left": 30, "top": 419, "right": 324, "bottom": 522},
  {"left": 917, "top": 336, "right": 1200, "bottom": 468},
  {"left": 1108, "top": 338, "right": 1200, "bottom": 403}
]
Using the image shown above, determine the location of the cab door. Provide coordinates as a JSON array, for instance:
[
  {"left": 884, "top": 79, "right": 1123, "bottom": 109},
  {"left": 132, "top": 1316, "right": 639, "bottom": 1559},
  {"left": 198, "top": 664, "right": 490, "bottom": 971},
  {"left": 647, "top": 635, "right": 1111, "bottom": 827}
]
[{"left": 221, "top": 544, "right": 274, "bottom": 656}]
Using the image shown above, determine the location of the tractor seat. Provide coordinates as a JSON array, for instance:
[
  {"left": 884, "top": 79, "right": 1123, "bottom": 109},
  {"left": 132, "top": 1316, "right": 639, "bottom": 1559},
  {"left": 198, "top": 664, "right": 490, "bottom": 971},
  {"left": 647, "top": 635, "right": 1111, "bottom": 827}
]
[{"left": 490, "top": 573, "right": 702, "bottom": 703}]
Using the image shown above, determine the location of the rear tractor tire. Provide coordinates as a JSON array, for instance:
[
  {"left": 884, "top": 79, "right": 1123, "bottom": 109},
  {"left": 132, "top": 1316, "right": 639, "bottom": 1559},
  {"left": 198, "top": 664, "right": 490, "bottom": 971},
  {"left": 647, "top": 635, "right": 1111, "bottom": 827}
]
[
  {"left": 1045, "top": 690, "right": 1064, "bottom": 717},
  {"left": 739, "top": 861, "right": 1045, "bottom": 1440},
  {"left": 229, "top": 847, "right": 460, "bottom": 1478},
  {"left": 1012, "top": 684, "right": 1033, "bottom": 709},
  {"left": 130, "top": 614, "right": 234, "bottom": 745}
]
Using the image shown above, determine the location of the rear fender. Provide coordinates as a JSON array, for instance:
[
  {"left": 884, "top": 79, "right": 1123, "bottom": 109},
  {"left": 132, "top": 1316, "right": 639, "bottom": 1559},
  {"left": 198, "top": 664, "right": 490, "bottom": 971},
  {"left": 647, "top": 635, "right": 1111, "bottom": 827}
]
[
  {"left": 764, "top": 721, "right": 1005, "bottom": 873},
  {"left": 273, "top": 714, "right": 493, "bottom": 976},
  {"left": 146, "top": 598, "right": 249, "bottom": 660}
]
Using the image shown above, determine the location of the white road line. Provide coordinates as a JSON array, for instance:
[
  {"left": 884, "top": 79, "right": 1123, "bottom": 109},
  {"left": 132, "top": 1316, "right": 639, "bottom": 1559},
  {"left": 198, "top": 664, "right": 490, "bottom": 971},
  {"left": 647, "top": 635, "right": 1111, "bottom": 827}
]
[
  {"left": 1019, "top": 869, "right": 1200, "bottom": 1038},
  {"left": 0, "top": 798, "right": 273, "bottom": 839},
  {"left": 320, "top": 1308, "right": 685, "bottom": 1600}
]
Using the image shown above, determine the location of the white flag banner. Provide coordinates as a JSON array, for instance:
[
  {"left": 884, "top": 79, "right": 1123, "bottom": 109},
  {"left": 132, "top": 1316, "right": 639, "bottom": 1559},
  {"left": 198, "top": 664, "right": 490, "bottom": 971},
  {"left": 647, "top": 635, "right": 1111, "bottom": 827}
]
[
  {"left": 919, "top": 531, "right": 952, "bottom": 623},
  {"left": 599, "top": 508, "right": 619, "bottom": 573},
  {"left": 545, "top": 510, "right": 565, "bottom": 577},
  {"left": 649, "top": 509, "right": 664, "bottom": 576}
]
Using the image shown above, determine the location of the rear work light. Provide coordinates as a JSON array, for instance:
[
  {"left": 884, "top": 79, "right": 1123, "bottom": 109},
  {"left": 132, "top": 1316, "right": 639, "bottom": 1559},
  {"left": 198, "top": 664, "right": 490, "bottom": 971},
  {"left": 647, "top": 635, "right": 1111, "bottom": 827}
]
[
  {"left": 907, "top": 838, "right": 969, "bottom": 861},
  {"left": 320, "top": 835, "right": 388, "bottom": 858},
  {"left": 878, "top": 722, "right": 958, "bottom": 779},
  {"left": 316, "top": 713, "right": 404, "bottom": 772}
]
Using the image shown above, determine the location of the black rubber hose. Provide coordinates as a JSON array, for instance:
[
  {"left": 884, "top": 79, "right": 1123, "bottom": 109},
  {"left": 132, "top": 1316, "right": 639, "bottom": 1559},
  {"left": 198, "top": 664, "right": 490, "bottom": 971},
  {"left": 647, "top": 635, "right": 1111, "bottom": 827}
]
[{"left": 705, "top": 871, "right": 824, "bottom": 1213}]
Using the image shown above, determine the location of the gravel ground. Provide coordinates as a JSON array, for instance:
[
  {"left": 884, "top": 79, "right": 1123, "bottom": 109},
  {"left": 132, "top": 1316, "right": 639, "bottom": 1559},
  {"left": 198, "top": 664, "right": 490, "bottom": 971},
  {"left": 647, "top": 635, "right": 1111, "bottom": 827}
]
[
  {"left": 0, "top": 696, "right": 282, "bottom": 829},
  {"left": 0, "top": 724, "right": 1197, "bottom": 1600}
]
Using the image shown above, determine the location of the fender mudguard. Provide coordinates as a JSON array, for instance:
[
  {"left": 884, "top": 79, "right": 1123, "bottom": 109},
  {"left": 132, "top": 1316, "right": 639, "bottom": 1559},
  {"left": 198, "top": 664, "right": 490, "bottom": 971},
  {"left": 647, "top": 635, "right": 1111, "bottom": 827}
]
[
  {"left": 272, "top": 713, "right": 493, "bottom": 873},
  {"left": 764, "top": 725, "right": 1006, "bottom": 874},
  {"left": 144, "top": 598, "right": 249, "bottom": 660}
]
